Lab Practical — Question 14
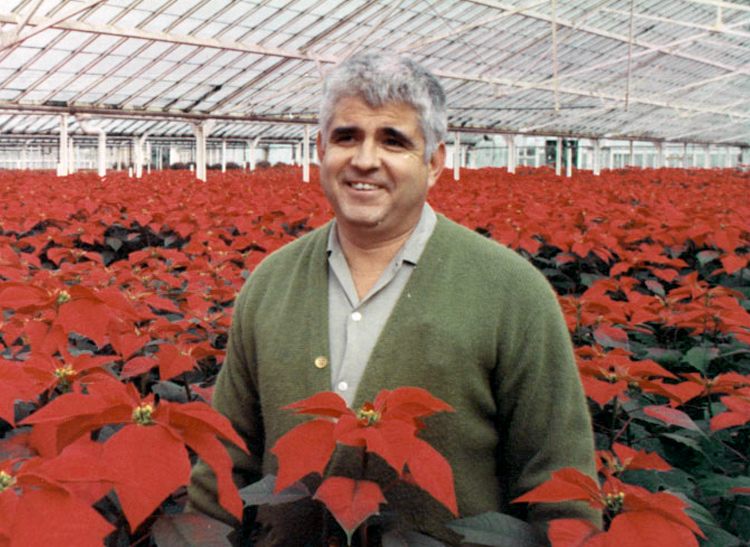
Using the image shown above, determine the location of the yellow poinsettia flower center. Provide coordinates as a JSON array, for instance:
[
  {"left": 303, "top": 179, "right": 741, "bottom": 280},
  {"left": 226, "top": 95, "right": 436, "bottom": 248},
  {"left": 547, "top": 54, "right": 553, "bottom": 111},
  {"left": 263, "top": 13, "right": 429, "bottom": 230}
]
[
  {"left": 605, "top": 491, "right": 625, "bottom": 513},
  {"left": 132, "top": 403, "right": 155, "bottom": 425},
  {"left": 54, "top": 364, "right": 76, "bottom": 387},
  {"left": 609, "top": 459, "right": 627, "bottom": 474},
  {"left": 56, "top": 290, "right": 72, "bottom": 305},
  {"left": 356, "top": 404, "right": 381, "bottom": 426},
  {"left": 0, "top": 471, "right": 16, "bottom": 493}
]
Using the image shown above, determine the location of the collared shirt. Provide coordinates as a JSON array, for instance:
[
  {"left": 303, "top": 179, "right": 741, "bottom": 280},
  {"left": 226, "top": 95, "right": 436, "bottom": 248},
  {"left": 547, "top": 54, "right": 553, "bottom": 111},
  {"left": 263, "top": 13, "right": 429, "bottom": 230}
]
[{"left": 326, "top": 203, "right": 437, "bottom": 407}]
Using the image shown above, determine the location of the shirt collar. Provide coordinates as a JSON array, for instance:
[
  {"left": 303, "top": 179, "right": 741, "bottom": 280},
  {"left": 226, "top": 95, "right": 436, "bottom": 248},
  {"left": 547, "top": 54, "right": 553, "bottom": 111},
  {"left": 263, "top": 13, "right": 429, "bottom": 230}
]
[{"left": 326, "top": 203, "right": 437, "bottom": 267}]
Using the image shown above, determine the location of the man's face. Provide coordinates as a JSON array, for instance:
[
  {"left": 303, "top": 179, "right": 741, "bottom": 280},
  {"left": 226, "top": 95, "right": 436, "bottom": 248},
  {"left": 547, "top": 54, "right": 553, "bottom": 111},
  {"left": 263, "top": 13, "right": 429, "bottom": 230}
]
[{"left": 317, "top": 95, "right": 445, "bottom": 243}]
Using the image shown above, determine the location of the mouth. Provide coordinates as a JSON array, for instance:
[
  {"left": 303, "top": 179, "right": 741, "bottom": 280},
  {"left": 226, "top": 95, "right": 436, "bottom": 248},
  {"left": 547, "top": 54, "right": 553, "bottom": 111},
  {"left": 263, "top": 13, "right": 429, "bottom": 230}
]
[{"left": 346, "top": 181, "right": 383, "bottom": 191}]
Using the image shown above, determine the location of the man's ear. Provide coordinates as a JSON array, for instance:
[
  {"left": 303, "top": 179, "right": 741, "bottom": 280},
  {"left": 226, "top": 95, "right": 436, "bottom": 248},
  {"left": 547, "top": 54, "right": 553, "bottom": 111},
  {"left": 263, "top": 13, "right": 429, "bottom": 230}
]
[
  {"left": 427, "top": 141, "right": 446, "bottom": 188},
  {"left": 316, "top": 132, "right": 324, "bottom": 162}
]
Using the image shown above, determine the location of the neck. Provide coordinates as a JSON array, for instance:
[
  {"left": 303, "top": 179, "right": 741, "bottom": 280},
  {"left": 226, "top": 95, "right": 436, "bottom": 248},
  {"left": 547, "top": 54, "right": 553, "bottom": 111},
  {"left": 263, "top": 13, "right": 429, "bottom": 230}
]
[{"left": 336, "top": 223, "right": 416, "bottom": 299}]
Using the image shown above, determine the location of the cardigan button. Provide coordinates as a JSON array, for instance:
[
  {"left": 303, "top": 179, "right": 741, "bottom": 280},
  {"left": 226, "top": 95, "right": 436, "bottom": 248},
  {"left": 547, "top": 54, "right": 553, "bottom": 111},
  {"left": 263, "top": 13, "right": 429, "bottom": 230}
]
[{"left": 314, "top": 356, "right": 329, "bottom": 369}]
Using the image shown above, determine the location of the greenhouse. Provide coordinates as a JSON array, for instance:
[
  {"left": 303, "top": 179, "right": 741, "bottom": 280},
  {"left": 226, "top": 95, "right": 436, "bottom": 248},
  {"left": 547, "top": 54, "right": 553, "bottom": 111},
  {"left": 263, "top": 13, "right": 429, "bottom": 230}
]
[
  {"left": 1, "top": 0, "right": 748, "bottom": 176},
  {"left": 1, "top": 1, "right": 749, "bottom": 546}
]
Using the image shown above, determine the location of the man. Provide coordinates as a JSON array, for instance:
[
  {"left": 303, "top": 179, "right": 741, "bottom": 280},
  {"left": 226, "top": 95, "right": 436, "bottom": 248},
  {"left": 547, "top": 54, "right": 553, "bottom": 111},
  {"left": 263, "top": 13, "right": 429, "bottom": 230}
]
[{"left": 188, "top": 52, "right": 599, "bottom": 545}]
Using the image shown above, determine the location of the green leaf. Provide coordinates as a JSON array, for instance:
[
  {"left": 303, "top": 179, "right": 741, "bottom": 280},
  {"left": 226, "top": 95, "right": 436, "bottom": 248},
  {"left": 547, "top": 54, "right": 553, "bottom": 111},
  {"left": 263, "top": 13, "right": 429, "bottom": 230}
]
[
  {"left": 622, "top": 469, "right": 695, "bottom": 496},
  {"left": 682, "top": 346, "right": 719, "bottom": 374},
  {"left": 643, "top": 347, "right": 683, "bottom": 368},
  {"left": 152, "top": 513, "right": 233, "bottom": 546},
  {"left": 105, "top": 236, "right": 123, "bottom": 251},
  {"left": 696, "top": 250, "right": 720, "bottom": 266},
  {"left": 661, "top": 433, "right": 705, "bottom": 455},
  {"left": 642, "top": 405, "right": 703, "bottom": 433},
  {"left": 684, "top": 499, "right": 744, "bottom": 547},
  {"left": 446, "top": 512, "right": 546, "bottom": 546},
  {"left": 696, "top": 474, "right": 750, "bottom": 498},
  {"left": 238, "top": 474, "right": 311, "bottom": 506}
]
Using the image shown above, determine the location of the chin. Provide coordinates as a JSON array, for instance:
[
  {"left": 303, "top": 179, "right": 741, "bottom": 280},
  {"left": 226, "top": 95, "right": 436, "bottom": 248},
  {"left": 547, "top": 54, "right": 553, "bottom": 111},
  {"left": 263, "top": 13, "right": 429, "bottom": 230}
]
[{"left": 337, "top": 208, "right": 387, "bottom": 228}]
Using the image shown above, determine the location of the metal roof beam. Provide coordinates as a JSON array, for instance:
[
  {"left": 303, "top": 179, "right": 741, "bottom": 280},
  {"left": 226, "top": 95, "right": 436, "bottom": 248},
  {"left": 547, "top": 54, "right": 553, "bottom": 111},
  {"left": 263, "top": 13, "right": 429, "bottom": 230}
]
[
  {"left": 601, "top": 7, "right": 750, "bottom": 40},
  {"left": 76, "top": 0, "right": 222, "bottom": 105},
  {"left": 682, "top": 0, "right": 750, "bottom": 14},
  {"left": 6, "top": 0, "right": 44, "bottom": 39},
  {"left": 463, "top": 0, "right": 741, "bottom": 72},
  {"left": 0, "top": 0, "right": 109, "bottom": 52},
  {"left": 210, "top": 0, "right": 388, "bottom": 114},
  {"left": 434, "top": 68, "right": 750, "bottom": 120},
  {"left": 0, "top": 12, "right": 339, "bottom": 64},
  {"left": 397, "top": 0, "right": 546, "bottom": 54}
]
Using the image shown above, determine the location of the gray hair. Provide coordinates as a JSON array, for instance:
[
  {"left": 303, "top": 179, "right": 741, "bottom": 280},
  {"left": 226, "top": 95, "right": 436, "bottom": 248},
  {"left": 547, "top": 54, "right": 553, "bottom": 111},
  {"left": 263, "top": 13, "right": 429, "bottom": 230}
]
[{"left": 319, "top": 52, "right": 447, "bottom": 161}]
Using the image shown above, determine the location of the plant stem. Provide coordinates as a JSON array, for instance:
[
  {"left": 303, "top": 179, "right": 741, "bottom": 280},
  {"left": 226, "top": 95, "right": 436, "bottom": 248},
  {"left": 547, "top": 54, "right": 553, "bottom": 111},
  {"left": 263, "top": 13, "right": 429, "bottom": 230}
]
[{"left": 610, "top": 395, "right": 620, "bottom": 449}]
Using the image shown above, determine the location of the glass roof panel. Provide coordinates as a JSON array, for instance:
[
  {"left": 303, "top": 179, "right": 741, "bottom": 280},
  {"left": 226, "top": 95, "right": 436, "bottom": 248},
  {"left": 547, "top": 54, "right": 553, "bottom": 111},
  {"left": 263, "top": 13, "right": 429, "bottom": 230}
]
[{"left": 0, "top": 0, "right": 746, "bottom": 146}]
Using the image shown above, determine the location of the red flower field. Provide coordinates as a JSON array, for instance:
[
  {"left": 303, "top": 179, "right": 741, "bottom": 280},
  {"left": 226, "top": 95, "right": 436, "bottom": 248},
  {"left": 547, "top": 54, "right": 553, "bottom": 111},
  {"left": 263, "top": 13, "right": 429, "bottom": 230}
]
[{"left": 1, "top": 165, "right": 749, "bottom": 546}]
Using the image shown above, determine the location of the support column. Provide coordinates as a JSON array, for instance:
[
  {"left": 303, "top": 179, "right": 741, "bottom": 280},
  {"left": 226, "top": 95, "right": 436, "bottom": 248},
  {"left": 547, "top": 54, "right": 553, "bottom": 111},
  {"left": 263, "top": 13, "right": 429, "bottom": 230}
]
[
  {"left": 453, "top": 132, "right": 460, "bottom": 181},
  {"left": 303, "top": 125, "right": 310, "bottom": 182},
  {"left": 682, "top": 143, "right": 688, "bottom": 168},
  {"left": 555, "top": 137, "right": 562, "bottom": 176},
  {"left": 76, "top": 115, "right": 108, "bottom": 177},
  {"left": 21, "top": 141, "right": 28, "bottom": 170},
  {"left": 628, "top": 141, "right": 634, "bottom": 167},
  {"left": 98, "top": 131, "right": 106, "bottom": 177},
  {"left": 506, "top": 134, "right": 517, "bottom": 174},
  {"left": 134, "top": 133, "right": 151, "bottom": 178},
  {"left": 704, "top": 145, "right": 711, "bottom": 168},
  {"left": 249, "top": 135, "right": 262, "bottom": 170},
  {"left": 565, "top": 142, "right": 572, "bottom": 177},
  {"left": 57, "top": 114, "right": 69, "bottom": 177},
  {"left": 191, "top": 120, "right": 215, "bottom": 182},
  {"left": 133, "top": 137, "right": 141, "bottom": 178},
  {"left": 221, "top": 139, "right": 227, "bottom": 173},
  {"left": 69, "top": 137, "right": 76, "bottom": 174},
  {"left": 592, "top": 139, "right": 601, "bottom": 176},
  {"left": 170, "top": 144, "right": 178, "bottom": 168},
  {"left": 725, "top": 147, "right": 732, "bottom": 168},
  {"left": 656, "top": 142, "right": 664, "bottom": 169}
]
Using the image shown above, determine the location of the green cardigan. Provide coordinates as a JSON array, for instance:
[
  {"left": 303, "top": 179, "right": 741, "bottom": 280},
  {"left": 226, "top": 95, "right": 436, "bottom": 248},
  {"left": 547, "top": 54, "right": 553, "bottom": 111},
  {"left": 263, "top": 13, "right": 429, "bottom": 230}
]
[{"left": 188, "top": 214, "right": 599, "bottom": 544}]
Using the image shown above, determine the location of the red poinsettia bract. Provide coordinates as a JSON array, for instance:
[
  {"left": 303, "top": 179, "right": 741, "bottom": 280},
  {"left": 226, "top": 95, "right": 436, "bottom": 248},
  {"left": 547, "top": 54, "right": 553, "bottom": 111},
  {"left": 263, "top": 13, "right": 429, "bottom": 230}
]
[
  {"left": 20, "top": 378, "right": 247, "bottom": 531},
  {"left": 270, "top": 388, "right": 457, "bottom": 538},
  {"left": 513, "top": 467, "right": 704, "bottom": 546},
  {"left": 0, "top": 456, "right": 114, "bottom": 547}
]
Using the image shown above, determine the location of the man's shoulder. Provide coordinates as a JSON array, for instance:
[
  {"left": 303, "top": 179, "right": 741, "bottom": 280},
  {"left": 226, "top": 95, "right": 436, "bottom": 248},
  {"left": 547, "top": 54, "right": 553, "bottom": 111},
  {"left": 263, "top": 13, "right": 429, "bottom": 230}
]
[{"left": 430, "top": 214, "right": 555, "bottom": 300}]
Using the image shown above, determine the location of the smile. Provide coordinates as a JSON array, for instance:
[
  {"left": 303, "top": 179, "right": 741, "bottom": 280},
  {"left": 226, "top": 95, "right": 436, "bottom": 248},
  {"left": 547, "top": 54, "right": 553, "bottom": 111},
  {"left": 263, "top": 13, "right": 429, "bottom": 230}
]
[{"left": 348, "top": 182, "right": 381, "bottom": 190}]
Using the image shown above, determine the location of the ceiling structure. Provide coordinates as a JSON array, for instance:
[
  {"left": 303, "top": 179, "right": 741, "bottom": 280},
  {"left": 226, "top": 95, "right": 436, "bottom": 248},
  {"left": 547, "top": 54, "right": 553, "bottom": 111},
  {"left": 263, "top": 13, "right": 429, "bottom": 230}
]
[{"left": 0, "top": 0, "right": 749, "bottom": 149}]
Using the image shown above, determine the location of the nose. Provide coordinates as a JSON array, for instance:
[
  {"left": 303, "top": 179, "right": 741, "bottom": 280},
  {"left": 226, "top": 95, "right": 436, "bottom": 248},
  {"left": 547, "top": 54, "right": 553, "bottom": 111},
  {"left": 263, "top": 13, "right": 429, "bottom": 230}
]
[{"left": 350, "top": 139, "right": 380, "bottom": 171}]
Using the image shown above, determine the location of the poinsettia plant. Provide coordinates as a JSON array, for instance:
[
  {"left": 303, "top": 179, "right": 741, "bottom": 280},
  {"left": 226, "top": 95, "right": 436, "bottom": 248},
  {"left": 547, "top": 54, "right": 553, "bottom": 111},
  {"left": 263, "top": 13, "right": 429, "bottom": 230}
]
[
  {"left": 241, "top": 387, "right": 457, "bottom": 545},
  {"left": 2, "top": 165, "right": 750, "bottom": 545},
  {"left": 513, "top": 444, "right": 705, "bottom": 546}
]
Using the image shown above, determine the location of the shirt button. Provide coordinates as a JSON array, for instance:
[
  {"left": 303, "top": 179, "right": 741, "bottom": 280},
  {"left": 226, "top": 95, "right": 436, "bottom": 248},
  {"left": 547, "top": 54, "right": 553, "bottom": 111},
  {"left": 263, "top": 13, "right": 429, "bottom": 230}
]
[
  {"left": 351, "top": 311, "right": 362, "bottom": 321},
  {"left": 314, "top": 356, "right": 329, "bottom": 369},
  {"left": 337, "top": 381, "right": 348, "bottom": 392}
]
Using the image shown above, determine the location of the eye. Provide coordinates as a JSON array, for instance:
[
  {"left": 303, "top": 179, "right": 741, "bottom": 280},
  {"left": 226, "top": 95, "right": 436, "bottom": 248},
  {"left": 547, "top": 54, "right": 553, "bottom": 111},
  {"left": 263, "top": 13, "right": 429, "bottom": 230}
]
[
  {"left": 331, "top": 133, "right": 354, "bottom": 144},
  {"left": 328, "top": 128, "right": 358, "bottom": 145},
  {"left": 381, "top": 129, "right": 413, "bottom": 150}
]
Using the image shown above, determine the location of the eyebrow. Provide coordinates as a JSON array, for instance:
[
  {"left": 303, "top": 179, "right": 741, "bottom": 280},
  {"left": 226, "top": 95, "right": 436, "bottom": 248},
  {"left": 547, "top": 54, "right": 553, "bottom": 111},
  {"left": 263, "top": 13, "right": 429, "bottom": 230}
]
[
  {"left": 329, "top": 126, "right": 358, "bottom": 140},
  {"left": 328, "top": 125, "right": 417, "bottom": 148}
]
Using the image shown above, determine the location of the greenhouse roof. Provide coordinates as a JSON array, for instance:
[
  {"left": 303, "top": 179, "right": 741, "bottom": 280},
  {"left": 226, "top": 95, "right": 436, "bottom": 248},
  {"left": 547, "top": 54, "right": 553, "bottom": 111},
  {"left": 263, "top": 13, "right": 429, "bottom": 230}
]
[{"left": 0, "top": 0, "right": 748, "bottom": 147}]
